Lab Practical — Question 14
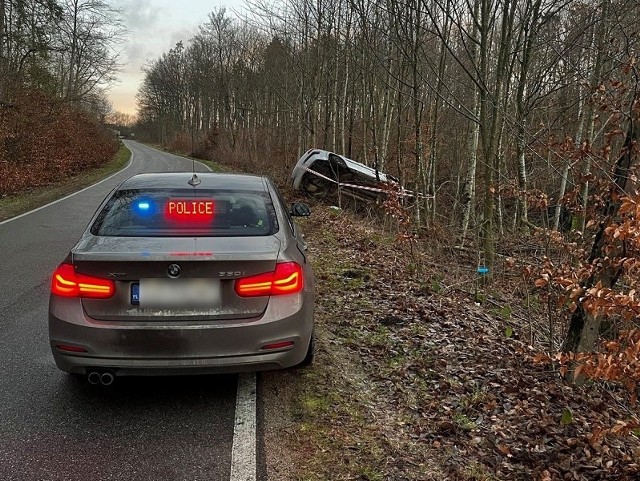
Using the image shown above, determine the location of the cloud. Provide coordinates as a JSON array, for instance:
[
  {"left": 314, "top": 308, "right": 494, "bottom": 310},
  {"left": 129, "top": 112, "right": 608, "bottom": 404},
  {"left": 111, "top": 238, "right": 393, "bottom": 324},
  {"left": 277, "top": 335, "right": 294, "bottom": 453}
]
[
  {"left": 123, "top": 41, "right": 150, "bottom": 71},
  {"left": 168, "top": 27, "right": 197, "bottom": 48},
  {"left": 113, "top": 0, "right": 161, "bottom": 29},
  {"left": 108, "top": 0, "right": 246, "bottom": 116},
  {"left": 112, "top": 0, "right": 163, "bottom": 68}
]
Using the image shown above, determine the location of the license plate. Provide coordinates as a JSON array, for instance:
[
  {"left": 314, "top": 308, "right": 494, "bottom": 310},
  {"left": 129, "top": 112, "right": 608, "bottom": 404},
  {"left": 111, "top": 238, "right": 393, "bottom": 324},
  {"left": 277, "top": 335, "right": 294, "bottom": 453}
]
[{"left": 131, "top": 279, "right": 220, "bottom": 308}]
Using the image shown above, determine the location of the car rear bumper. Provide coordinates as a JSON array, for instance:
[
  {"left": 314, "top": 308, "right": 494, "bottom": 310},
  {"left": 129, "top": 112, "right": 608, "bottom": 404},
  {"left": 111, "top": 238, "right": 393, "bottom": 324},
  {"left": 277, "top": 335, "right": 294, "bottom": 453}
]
[
  {"left": 50, "top": 350, "right": 302, "bottom": 376},
  {"left": 49, "top": 294, "right": 313, "bottom": 376}
]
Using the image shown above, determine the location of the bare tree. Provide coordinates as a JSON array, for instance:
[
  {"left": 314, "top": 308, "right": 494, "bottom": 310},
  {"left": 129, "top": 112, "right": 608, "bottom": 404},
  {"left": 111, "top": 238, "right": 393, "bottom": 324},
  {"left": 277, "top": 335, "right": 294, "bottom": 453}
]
[{"left": 55, "top": 0, "right": 125, "bottom": 104}]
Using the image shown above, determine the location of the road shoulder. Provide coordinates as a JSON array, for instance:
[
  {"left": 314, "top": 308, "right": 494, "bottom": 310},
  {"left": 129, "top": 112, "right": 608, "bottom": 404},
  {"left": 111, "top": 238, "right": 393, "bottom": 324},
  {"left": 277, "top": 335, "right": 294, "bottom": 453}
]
[{"left": 0, "top": 142, "right": 131, "bottom": 223}]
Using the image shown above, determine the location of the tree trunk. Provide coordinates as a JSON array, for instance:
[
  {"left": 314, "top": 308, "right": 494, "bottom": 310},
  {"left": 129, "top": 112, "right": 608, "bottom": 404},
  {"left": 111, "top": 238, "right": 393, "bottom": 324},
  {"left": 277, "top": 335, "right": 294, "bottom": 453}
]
[
  {"left": 563, "top": 119, "right": 637, "bottom": 353},
  {"left": 479, "top": 0, "right": 515, "bottom": 269},
  {"left": 412, "top": 3, "right": 425, "bottom": 229},
  {"left": 554, "top": 100, "right": 586, "bottom": 231},
  {"left": 578, "top": 0, "right": 609, "bottom": 232},
  {"left": 0, "top": 0, "right": 5, "bottom": 98},
  {"left": 428, "top": 5, "right": 450, "bottom": 224},
  {"left": 362, "top": 47, "right": 368, "bottom": 164},
  {"left": 0, "top": 0, "right": 4, "bottom": 61},
  {"left": 460, "top": 0, "right": 481, "bottom": 241},
  {"left": 66, "top": 0, "right": 79, "bottom": 100}
]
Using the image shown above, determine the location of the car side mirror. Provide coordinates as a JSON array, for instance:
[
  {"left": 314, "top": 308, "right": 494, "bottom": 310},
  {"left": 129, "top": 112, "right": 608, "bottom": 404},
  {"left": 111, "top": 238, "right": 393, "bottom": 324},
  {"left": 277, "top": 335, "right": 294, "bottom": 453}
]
[{"left": 290, "top": 202, "right": 311, "bottom": 217}]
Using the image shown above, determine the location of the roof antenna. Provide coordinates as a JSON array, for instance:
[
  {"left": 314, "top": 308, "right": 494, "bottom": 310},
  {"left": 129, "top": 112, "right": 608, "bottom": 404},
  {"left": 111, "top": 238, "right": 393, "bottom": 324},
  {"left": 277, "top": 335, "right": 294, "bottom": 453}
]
[
  {"left": 187, "top": 151, "right": 200, "bottom": 186},
  {"left": 188, "top": 173, "right": 200, "bottom": 186}
]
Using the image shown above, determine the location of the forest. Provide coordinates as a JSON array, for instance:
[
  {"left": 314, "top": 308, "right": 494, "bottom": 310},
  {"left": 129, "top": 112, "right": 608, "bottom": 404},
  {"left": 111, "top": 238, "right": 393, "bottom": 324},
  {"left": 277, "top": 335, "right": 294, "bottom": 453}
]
[
  {"left": 136, "top": 0, "right": 640, "bottom": 366},
  {"left": 0, "top": 0, "right": 123, "bottom": 195}
]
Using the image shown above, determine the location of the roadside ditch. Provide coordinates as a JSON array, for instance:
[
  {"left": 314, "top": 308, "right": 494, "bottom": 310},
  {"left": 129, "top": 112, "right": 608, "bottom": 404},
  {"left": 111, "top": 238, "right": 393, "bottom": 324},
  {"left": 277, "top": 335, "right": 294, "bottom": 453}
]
[{"left": 261, "top": 204, "right": 640, "bottom": 481}]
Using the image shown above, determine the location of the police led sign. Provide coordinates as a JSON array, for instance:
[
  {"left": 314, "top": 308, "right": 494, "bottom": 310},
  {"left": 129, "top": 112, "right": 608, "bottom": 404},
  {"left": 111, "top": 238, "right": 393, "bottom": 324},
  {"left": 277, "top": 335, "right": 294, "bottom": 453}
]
[{"left": 165, "top": 200, "right": 215, "bottom": 222}]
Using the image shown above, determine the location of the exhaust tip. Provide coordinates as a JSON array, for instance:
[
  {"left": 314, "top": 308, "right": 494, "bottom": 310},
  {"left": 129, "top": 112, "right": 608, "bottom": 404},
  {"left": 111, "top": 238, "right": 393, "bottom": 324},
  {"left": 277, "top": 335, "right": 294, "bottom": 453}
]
[
  {"left": 87, "top": 371, "right": 100, "bottom": 385},
  {"left": 100, "top": 372, "right": 115, "bottom": 386}
]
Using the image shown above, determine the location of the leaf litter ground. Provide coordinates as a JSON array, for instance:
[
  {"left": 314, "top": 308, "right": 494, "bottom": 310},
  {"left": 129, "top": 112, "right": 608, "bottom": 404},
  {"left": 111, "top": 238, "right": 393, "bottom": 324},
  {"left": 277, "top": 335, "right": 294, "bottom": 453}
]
[{"left": 261, "top": 205, "right": 640, "bottom": 481}]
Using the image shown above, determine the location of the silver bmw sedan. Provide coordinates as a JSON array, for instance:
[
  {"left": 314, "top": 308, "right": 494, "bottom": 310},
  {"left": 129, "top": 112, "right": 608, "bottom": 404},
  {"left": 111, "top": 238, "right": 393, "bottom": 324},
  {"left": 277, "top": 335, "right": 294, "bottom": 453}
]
[{"left": 48, "top": 172, "right": 314, "bottom": 384}]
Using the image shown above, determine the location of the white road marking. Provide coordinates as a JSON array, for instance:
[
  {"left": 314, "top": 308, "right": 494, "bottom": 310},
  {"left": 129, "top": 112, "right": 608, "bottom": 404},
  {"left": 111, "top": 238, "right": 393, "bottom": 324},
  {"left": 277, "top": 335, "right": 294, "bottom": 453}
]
[
  {"left": 0, "top": 142, "right": 214, "bottom": 227},
  {"left": 3, "top": 141, "right": 245, "bottom": 474},
  {"left": 199, "top": 159, "right": 213, "bottom": 172},
  {"left": 229, "top": 372, "right": 257, "bottom": 481},
  {"left": 0, "top": 147, "right": 135, "bottom": 227}
]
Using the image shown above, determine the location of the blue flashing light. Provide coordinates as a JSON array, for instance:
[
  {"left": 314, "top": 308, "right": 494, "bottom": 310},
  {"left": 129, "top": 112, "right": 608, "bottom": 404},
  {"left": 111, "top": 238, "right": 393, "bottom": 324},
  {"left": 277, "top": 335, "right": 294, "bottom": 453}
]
[{"left": 133, "top": 199, "right": 154, "bottom": 216}]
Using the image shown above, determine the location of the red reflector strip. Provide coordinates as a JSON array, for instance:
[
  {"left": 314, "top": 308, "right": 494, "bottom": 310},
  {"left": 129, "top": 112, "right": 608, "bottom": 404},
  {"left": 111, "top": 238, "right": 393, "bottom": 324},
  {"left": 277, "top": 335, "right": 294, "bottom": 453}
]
[
  {"left": 261, "top": 341, "right": 294, "bottom": 350},
  {"left": 170, "top": 251, "right": 213, "bottom": 256},
  {"left": 56, "top": 344, "right": 88, "bottom": 353},
  {"left": 234, "top": 262, "right": 303, "bottom": 297}
]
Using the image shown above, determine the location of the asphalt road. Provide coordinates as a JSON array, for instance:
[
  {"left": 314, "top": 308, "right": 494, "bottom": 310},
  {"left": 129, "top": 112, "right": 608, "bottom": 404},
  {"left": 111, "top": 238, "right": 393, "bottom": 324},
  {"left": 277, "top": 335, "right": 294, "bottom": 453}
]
[{"left": 0, "top": 141, "right": 252, "bottom": 481}]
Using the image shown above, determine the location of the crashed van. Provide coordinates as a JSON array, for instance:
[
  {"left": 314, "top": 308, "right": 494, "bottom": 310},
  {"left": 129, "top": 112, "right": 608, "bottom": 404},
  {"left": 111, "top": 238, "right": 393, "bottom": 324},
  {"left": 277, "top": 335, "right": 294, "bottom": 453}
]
[{"left": 291, "top": 149, "right": 399, "bottom": 203}]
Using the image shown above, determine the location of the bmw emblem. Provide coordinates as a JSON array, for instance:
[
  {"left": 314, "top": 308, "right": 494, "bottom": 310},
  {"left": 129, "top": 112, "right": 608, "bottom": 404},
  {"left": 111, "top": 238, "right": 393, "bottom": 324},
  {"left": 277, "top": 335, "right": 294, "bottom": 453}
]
[{"left": 167, "top": 264, "right": 181, "bottom": 278}]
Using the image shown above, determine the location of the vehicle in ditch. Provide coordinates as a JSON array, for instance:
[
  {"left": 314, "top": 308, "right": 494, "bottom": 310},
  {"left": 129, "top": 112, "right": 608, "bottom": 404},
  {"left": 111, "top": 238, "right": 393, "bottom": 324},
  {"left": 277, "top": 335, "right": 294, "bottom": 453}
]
[{"left": 291, "top": 149, "right": 400, "bottom": 203}]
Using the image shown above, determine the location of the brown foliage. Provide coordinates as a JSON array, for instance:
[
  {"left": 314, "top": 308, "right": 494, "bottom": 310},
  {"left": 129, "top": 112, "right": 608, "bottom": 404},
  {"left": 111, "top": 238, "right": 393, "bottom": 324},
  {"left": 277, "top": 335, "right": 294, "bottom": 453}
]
[
  {"left": 531, "top": 61, "right": 640, "bottom": 337},
  {"left": 0, "top": 89, "right": 117, "bottom": 196},
  {"left": 556, "top": 330, "right": 640, "bottom": 401},
  {"left": 291, "top": 206, "right": 640, "bottom": 480}
]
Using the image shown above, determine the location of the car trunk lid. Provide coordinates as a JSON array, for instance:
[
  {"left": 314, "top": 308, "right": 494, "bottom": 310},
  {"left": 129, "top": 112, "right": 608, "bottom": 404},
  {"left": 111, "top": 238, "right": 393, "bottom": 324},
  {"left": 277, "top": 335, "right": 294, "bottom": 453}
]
[{"left": 73, "top": 236, "right": 280, "bottom": 321}]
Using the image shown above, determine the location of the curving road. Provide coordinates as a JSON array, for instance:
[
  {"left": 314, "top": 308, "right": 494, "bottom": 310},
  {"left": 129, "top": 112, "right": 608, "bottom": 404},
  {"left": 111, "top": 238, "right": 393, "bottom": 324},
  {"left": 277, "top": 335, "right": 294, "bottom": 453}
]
[{"left": 0, "top": 141, "right": 259, "bottom": 481}]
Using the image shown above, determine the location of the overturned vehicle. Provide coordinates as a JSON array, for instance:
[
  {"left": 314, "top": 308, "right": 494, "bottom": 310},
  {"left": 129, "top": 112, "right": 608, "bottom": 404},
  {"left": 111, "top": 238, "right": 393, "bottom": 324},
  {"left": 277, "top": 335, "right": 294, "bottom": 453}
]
[{"left": 291, "top": 149, "right": 400, "bottom": 203}]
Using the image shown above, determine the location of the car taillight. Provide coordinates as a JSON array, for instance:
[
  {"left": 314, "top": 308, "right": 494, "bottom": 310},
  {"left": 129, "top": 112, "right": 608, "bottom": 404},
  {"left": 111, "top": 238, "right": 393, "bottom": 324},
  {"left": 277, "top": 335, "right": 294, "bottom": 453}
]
[
  {"left": 235, "top": 262, "right": 303, "bottom": 297},
  {"left": 51, "top": 263, "right": 115, "bottom": 299}
]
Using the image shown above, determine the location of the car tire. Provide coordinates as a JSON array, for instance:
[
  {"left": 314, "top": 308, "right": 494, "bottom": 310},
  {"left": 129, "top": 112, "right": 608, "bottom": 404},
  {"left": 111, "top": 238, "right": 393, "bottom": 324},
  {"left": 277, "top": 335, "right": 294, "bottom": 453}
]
[{"left": 297, "top": 332, "right": 315, "bottom": 367}]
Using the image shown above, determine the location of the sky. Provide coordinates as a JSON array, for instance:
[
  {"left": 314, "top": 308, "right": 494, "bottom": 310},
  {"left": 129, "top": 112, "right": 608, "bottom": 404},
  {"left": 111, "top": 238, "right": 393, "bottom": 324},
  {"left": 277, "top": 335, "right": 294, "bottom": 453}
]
[{"left": 109, "top": 0, "right": 246, "bottom": 116}]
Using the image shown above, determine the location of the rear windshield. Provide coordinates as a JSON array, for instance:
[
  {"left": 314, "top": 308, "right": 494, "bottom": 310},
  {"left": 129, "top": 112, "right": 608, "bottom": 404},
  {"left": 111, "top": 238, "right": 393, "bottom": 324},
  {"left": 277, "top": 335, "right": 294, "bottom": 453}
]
[{"left": 90, "top": 188, "right": 279, "bottom": 237}]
